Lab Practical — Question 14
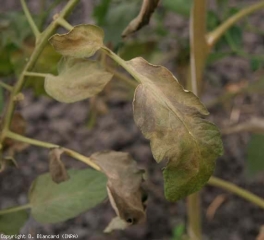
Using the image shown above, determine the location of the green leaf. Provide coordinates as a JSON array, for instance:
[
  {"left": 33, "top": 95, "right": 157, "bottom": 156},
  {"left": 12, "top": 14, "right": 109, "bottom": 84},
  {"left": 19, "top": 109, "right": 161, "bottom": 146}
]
[
  {"left": 162, "top": 0, "right": 192, "bottom": 16},
  {"left": 45, "top": 57, "right": 113, "bottom": 103},
  {"left": 93, "top": 0, "right": 111, "bottom": 26},
  {"left": 246, "top": 134, "right": 264, "bottom": 178},
  {"left": 129, "top": 57, "right": 223, "bottom": 201},
  {"left": 49, "top": 24, "right": 104, "bottom": 58},
  {"left": 0, "top": 210, "right": 28, "bottom": 234},
  {"left": 29, "top": 169, "right": 107, "bottom": 223},
  {"left": 250, "top": 58, "right": 263, "bottom": 72},
  {"left": 91, "top": 151, "right": 146, "bottom": 226}
]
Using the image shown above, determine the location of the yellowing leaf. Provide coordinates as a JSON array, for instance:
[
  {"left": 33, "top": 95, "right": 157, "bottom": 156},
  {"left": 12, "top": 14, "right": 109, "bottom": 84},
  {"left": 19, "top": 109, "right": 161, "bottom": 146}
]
[
  {"left": 122, "top": 0, "right": 160, "bottom": 37},
  {"left": 49, "top": 24, "right": 104, "bottom": 58},
  {"left": 129, "top": 57, "right": 223, "bottom": 201},
  {"left": 104, "top": 216, "right": 129, "bottom": 233},
  {"left": 45, "top": 57, "right": 113, "bottom": 103},
  {"left": 91, "top": 151, "right": 146, "bottom": 226},
  {"left": 49, "top": 148, "right": 69, "bottom": 184}
]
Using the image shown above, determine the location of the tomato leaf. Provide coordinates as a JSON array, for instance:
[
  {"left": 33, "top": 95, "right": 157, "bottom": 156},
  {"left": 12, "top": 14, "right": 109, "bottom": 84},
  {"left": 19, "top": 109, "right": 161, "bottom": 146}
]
[{"left": 129, "top": 57, "right": 223, "bottom": 201}]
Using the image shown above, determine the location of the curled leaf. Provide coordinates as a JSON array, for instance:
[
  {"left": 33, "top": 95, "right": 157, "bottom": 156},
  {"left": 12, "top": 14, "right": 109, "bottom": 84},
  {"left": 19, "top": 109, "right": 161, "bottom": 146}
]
[
  {"left": 49, "top": 24, "right": 104, "bottom": 58},
  {"left": 129, "top": 57, "right": 223, "bottom": 201},
  {"left": 45, "top": 57, "right": 113, "bottom": 103},
  {"left": 104, "top": 216, "right": 129, "bottom": 233},
  {"left": 122, "top": 0, "right": 160, "bottom": 37},
  {"left": 49, "top": 148, "right": 69, "bottom": 184},
  {"left": 91, "top": 151, "right": 146, "bottom": 227}
]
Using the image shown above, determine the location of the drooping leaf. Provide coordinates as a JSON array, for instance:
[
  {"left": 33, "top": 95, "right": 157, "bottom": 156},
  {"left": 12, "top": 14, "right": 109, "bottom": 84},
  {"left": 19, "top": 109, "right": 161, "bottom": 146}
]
[
  {"left": 91, "top": 151, "right": 146, "bottom": 226},
  {"left": 49, "top": 24, "right": 104, "bottom": 58},
  {"left": 246, "top": 134, "right": 264, "bottom": 178},
  {"left": 122, "top": 0, "right": 160, "bottom": 37},
  {"left": 129, "top": 57, "right": 223, "bottom": 201},
  {"left": 29, "top": 169, "right": 107, "bottom": 223},
  {"left": 0, "top": 210, "right": 28, "bottom": 234},
  {"left": 45, "top": 57, "right": 113, "bottom": 103},
  {"left": 49, "top": 148, "right": 69, "bottom": 184}
]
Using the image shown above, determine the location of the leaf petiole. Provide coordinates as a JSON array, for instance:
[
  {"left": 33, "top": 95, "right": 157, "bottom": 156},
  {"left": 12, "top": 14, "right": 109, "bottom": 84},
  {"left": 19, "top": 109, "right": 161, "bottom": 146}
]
[{"left": 0, "top": 204, "right": 31, "bottom": 215}]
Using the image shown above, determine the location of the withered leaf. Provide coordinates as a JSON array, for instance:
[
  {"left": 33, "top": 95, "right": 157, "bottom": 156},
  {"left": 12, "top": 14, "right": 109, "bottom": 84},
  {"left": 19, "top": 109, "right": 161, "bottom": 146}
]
[
  {"left": 122, "top": 0, "right": 160, "bottom": 37},
  {"left": 49, "top": 24, "right": 104, "bottom": 58},
  {"left": 49, "top": 148, "right": 69, "bottom": 184},
  {"left": 129, "top": 57, "right": 223, "bottom": 201},
  {"left": 45, "top": 57, "right": 113, "bottom": 103},
  {"left": 90, "top": 151, "right": 146, "bottom": 227}
]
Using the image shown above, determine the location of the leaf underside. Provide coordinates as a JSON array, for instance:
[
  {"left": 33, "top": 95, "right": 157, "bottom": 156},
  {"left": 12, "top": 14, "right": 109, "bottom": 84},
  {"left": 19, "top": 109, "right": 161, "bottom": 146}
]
[
  {"left": 29, "top": 169, "right": 107, "bottom": 223},
  {"left": 130, "top": 57, "right": 223, "bottom": 201},
  {"left": 45, "top": 57, "right": 113, "bottom": 103}
]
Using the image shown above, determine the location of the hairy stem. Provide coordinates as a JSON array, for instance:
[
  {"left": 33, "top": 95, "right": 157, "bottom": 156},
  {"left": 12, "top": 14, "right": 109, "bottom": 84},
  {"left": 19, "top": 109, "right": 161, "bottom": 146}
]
[
  {"left": 5, "top": 131, "right": 100, "bottom": 171},
  {"left": 0, "top": 0, "right": 80, "bottom": 144},
  {"left": 20, "top": 0, "right": 40, "bottom": 39},
  {"left": 208, "top": 176, "right": 264, "bottom": 209},
  {"left": 0, "top": 204, "right": 31, "bottom": 215},
  {"left": 207, "top": 1, "right": 264, "bottom": 48}
]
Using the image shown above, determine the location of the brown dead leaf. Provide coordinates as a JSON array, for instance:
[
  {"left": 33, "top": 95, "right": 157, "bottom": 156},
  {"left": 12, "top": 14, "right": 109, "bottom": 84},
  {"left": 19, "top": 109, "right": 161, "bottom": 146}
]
[
  {"left": 49, "top": 148, "right": 69, "bottom": 184},
  {"left": 122, "top": 0, "right": 160, "bottom": 37},
  {"left": 90, "top": 151, "right": 146, "bottom": 227}
]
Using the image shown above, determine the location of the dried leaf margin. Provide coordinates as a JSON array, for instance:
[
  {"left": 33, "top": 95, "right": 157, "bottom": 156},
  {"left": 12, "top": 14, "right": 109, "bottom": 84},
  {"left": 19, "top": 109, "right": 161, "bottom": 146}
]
[
  {"left": 49, "top": 24, "right": 104, "bottom": 58},
  {"left": 128, "top": 57, "right": 223, "bottom": 201}
]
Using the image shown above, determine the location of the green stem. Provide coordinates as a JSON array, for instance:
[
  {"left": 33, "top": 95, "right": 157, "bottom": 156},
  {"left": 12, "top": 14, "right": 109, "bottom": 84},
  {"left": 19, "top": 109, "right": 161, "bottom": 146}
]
[
  {"left": 186, "top": 1, "right": 207, "bottom": 239},
  {"left": 0, "top": 0, "right": 80, "bottom": 143},
  {"left": 20, "top": 0, "right": 40, "bottom": 39},
  {"left": 56, "top": 17, "right": 74, "bottom": 31},
  {"left": 207, "top": 1, "right": 264, "bottom": 48},
  {"left": 208, "top": 176, "right": 264, "bottom": 209},
  {"left": 0, "top": 81, "right": 13, "bottom": 92},
  {"left": 24, "top": 71, "right": 48, "bottom": 78},
  {"left": 5, "top": 131, "right": 100, "bottom": 171},
  {"left": 0, "top": 204, "right": 31, "bottom": 215},
  {"left": 105, "top": 66, "right": 138, "bottom": 88},
  {"left": 101, "top": 47, "right": 141, "bottom": 83}
]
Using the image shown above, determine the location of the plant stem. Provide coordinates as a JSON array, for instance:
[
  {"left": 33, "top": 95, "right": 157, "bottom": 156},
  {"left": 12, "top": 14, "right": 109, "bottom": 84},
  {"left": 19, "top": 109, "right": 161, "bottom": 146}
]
[
  {"left": 5, "top": 131, "right": 100, "bottom": 171},
  {"left": 0, "top": 204, "right": 31, "bottom": 215},
  {"left": 207, "top": 1, "right": 264, "bottom": 48},
  {"left": 101, "top": 47, "right": 142, "bottom": 83},
  {"left": 208, "top": 176, "right": 264, "bottom": 209},
  {"left": 56, "top": 17, "right": 74, "bottom": 31},
  {"left": 0, "top": 81, "right": 13, "bottom": 92},
  {"left": 105, "top": 66, "right": 138, "bottom": 88},
  {"left": 20, "top": 0, "right": 40, "bottom": 39},
  {"left": 24, "top": 71, "right": 48, "bottom": 78},
  {"left": 0, "top": 0, "right": 80, "bottom": 143},
  {"left": 186, "top": 1, "right": 207, "bottom": 239},
  {"left": 187, "top": 0, "right": 208, "bottom": 95}
]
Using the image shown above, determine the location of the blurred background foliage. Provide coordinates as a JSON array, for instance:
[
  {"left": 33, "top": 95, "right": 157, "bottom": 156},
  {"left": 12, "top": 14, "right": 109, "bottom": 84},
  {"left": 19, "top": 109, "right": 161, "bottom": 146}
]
[{"left": 0, "top": 0, "right": 264, "bottom": 214}]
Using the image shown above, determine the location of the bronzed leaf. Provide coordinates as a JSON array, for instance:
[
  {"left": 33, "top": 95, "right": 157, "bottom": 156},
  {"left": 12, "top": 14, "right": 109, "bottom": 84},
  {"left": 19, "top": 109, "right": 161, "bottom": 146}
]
[
  {"left": 49, "top": 24, "right": 104, "bottom": 58},
  {"left": 45, "top": 57, "right": 113, "bottom": 103},
  {"left": 129, "top": 57, "right": 223, "bottom": 201},
  {"left": 29, "top": 169, "right": 107, "bottom": 223},
  {"left": 91, "top": 151, "right": 146, "bottom": 227},
  {"left": 49, "top": 148, "right": 69, "bottom": 183},
  {"left": 122, "top": 0, "right": 160, "bottom": 37}
]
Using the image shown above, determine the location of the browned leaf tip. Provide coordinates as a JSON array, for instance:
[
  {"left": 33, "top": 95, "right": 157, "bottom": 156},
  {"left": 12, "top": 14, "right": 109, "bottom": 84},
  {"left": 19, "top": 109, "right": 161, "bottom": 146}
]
[
  {"left": 49, "top": 148, "right": 69, "bottom": 184},
  {"left": 122, "top": 0, "right": 160, "bottom": 38},
  {"left": 90, "top": 151, "right": 147, "bottom": 229}
]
